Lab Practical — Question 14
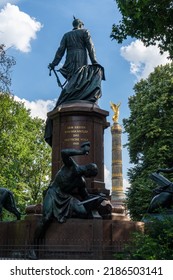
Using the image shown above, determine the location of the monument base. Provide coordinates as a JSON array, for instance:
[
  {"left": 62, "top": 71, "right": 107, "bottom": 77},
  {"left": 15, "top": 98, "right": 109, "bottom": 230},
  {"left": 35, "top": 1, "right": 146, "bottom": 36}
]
[
  {"left": 48, "top": 101, "right": 109, "bottom": 195},
  {"left": 0, "top": 215, "right": 143, "bottom": 260},
  {"left": 111, "top": 194, "right": 127, "bottom": 215}
]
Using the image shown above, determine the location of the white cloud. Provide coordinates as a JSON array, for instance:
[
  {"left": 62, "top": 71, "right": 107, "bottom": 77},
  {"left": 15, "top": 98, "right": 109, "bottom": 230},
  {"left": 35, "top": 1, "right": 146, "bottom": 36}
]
[
  {"left": 0, "top": 3, "right": 42, "bottom": 52},
  {"left": 14, "top": 96, "right": 56, "bottom": 120},
  {"left": 123, "top": 178, "right": 130, "bottom": 193},
  {"left": 105, "top": 165, "right": 131, "bottom": 194},
  {"left": 121, "top": 40, "right": 170, "bottom": 80},
  {"left": 104, "top": 165, "right": 111, "bottom": 190}
]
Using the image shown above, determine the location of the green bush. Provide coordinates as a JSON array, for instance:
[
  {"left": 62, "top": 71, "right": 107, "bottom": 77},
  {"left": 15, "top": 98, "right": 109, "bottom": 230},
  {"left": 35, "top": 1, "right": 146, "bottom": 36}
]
[{"left": 115, "top": 217, "right": 173, "bottom": 260}]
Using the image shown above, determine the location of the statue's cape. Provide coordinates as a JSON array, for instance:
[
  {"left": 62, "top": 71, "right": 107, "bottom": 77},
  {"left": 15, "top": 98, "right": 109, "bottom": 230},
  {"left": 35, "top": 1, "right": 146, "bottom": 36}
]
[
  {"left": 44, "top": 64, "right": 105, "bottom": 146},
  {"left": 56, "top": 64, "right": 104, "bottom": 106}
]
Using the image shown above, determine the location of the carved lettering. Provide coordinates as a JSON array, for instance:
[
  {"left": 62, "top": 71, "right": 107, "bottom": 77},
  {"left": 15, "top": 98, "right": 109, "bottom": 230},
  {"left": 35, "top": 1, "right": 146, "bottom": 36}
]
[{"left": 64, "top": 124, "right": 89, "bottom": 145}]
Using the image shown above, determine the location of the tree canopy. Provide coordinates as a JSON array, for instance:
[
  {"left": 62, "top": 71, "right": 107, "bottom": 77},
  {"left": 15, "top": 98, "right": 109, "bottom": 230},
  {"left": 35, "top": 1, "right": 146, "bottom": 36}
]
[
  {"left": 0, "top": 44, "right": 16, "bottom": 93},
  {"left": 0, "top": 45, "right": 51, "bottom": 220},
  {"left": 111, "top": 0, "right": 173, "bottom": 58},
  {"left": 0, "top": 93, "right": 51, "bottom": 215},
  {"left": 123, "top": 63, "right": 173, "bottom": 220}
]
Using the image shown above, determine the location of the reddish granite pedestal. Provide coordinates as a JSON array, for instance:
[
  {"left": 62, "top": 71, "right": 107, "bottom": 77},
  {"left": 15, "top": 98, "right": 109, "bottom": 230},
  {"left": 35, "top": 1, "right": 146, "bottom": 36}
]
[
  {"left": 48, "top": 101, "right": 109, "bottom": 194},
  {"left": 0, "top": 216, "right": 144, "bottom": 259}
]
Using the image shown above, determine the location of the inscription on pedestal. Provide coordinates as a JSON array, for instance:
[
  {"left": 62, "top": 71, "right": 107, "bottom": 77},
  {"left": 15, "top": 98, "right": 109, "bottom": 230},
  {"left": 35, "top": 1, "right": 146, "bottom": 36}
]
[
  {"left": 64, "top": 125, "right": 88, "bottom": 146},
  {"left": 48, "top": 102, "right": 109, "bottom": 193}
]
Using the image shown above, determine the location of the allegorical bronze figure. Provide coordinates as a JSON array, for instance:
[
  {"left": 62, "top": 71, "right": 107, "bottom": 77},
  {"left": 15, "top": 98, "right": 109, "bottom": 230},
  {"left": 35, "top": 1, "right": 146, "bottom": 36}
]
[
  {"left": 148, "top": 167, "right": 173, "bottom": 213},
  {"left": 0, "top": 188, "right": 21, "bottom": 220},
  {"left": 43, "top": 142, "right": 97, "bottom": 224},
  {"left": 38, "top": 142, "right": 111, "bottom": 227},
  {"left": 27, "top": 142, "right": 111, "bottom": 258}
]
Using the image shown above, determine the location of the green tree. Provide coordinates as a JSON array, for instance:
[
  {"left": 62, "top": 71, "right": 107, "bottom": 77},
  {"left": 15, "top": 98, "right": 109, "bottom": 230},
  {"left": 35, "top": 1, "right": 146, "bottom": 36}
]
[
  {"left": 111, "top": 0, "right": 173, "bottom": 58},
  {"left": 123, "top": 63, "right": 173, "bottom": 220},
  {"left": 0, "top": 93, "right": 51, "bottom": 214},
  {"left": 115, "top": 217, "right": 173, "bottom": 260},
  {"left": 0, "top": 44, "right": 16, "bottom": 93}
]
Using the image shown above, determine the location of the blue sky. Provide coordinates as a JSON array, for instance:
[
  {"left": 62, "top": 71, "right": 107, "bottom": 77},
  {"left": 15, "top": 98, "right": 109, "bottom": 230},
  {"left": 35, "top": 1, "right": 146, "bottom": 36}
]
[{"left": 0, "top": 0, "right": 170, "bottom": 191}]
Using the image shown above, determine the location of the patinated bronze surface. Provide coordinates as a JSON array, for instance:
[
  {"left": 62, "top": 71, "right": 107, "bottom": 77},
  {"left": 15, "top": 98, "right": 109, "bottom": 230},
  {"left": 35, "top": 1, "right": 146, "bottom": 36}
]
[
  {"left": 0, "top": 188, "right": 21, "bottom": 220},
  {"left": 32, "top": 142, "right": 112, "bottom": 253},
  {"left": 45, "top": 18, "right": 105, "bottom": 146},
  {"left": 43, "top": 142, "right": 111, "bottom": 223},
  {"left": 49, "top": 17, "right": 99, "bottom": 80},
  {"left": 43, "top": 142, "right": 95, "bottom": 224},
  {"left": 148, "top": 168, "right": 173, "bottom": 213}
]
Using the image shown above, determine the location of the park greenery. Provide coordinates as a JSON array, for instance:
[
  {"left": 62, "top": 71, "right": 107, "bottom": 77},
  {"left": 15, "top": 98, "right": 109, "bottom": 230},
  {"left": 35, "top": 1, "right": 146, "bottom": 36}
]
[
  {"left": 115, "top": 217, "right": 173, "bottom": 260},
  {"left": 121, "top": 61, "right": 173, "bottom": 259},
  {"left": 111, "top": 0, "right": 173, "bottom": 58},
  {"left": 0, "top": 45, "right": 51, "bottom": 219},
  {"left": 111, "top": 0, "right": 173, "bottom": 260},
  {"left": 1, "top": 4, "right": 173, "bottom": 257},
  {"left": 0, "top": 44, "right": 16, "bottom": 93},
  {"left": 123, "top": 63, "right": 173, "bottom": 220}
]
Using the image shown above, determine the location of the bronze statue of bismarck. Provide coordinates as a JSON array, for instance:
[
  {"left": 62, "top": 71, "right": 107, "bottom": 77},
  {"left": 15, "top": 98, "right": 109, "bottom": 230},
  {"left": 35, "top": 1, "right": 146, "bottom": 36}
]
[{"left": 45, "top": 18, "right": 105, "bottom": 146}]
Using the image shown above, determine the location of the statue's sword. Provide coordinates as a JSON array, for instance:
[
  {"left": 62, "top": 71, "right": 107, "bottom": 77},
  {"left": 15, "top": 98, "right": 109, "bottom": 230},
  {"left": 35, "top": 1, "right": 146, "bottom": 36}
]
[
  {"left": 77, "top": 195, "right": 105, "bottom": 206},
  {"left": 49, "top": 68, "right": 63, "bottom": 89}
]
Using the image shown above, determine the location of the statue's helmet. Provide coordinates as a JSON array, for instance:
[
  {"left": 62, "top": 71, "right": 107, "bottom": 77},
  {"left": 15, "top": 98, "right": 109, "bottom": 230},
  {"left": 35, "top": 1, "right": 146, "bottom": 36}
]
[{"left": 72, "top": 17, "right": 84, "bottom": 28}]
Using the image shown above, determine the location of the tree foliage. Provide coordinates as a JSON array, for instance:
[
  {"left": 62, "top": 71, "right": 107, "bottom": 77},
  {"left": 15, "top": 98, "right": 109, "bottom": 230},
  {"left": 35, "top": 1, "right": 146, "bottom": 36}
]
[
  {"left": 111, "top": 0, "right": 173, "bottom": 58},
  {"left": 0, "top": 93, "right": 51, "bottom": 214},
  {"left": 123, "top": 63, "right": 173, "bottom": 220},
  {"left": 0, "top": 44, "right": 16, "bottom": 93},
  {"left": 115, "top": 217, "right": 173, "bottom": 260}
]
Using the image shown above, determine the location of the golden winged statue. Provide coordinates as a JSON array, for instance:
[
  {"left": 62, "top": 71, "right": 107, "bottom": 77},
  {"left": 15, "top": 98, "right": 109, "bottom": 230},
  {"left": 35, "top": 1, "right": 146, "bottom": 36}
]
[{"left": 110, "top": 101, "right": 121, "bottom": 123}]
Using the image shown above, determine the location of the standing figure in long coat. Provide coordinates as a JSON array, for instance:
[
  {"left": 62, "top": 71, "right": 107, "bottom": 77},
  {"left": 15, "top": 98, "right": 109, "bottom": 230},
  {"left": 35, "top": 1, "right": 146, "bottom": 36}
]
[
  {"left": 45, "top": 19, "right": 105, "bottom": 146},
  {"left": 49, "top": 17, "right": 98, "bottom": 80}
]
